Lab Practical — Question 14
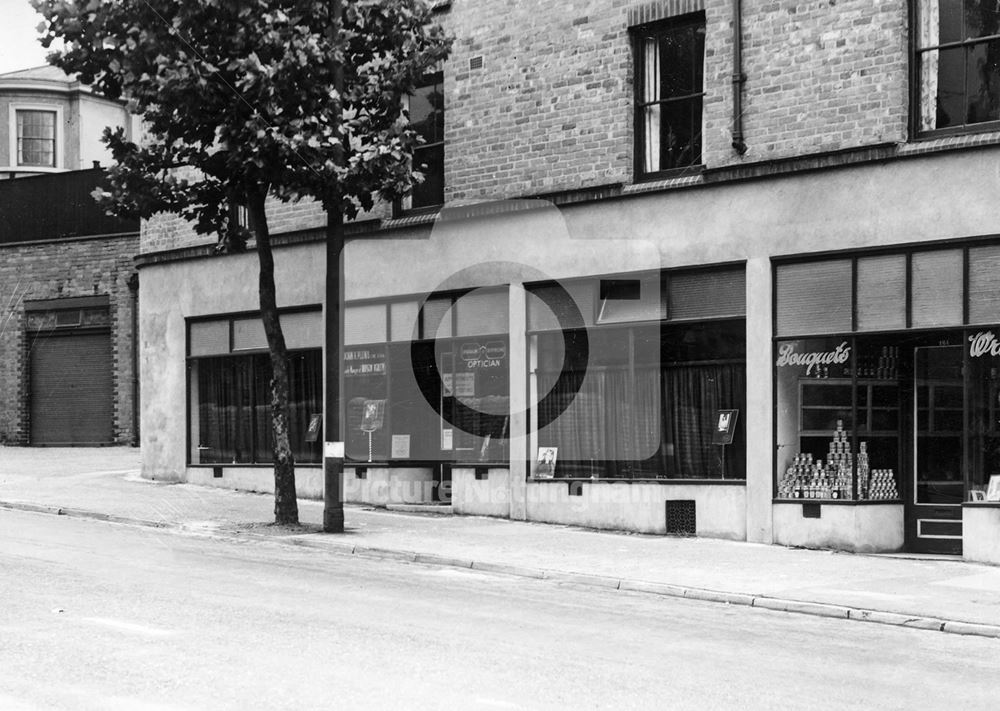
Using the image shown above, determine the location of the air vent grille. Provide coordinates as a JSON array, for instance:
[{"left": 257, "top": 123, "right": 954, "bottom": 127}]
[{"left": 665, "top": 500, "right": 696, "bottom": 536}]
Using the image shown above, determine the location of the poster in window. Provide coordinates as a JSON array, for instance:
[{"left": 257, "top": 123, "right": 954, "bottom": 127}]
[
  {"left": 305, "top": 413, "right": 323, "bottom": 443},
  {"left": 712, "top": 409, "right": 739, "bottom": 445},
  {"left": 360, "top": 399, "right": 385, "bottom": 432},
  {"left": 536, "top": 447, "right": 557, "bottom": 478},
  {"left": 987, "top": 476, "right": 1000, "bottom": 502}
]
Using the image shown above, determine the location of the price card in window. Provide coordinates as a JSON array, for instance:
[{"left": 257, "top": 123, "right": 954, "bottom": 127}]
[
  {"left": 391, "top": 434, "right": 411, "bottom": 459},
  {"left": 441, "top": 428, "right": 453, "bottom": 451}
]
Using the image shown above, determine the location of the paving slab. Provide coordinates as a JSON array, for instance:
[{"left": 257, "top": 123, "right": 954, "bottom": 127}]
[{"left": 3, "top": 446, "right": 1000, "bottom": 635}]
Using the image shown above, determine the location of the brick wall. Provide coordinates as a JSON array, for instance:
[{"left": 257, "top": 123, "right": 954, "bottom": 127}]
[
  {"left": 0, "top": 234, "right": 139, "bottom": 445},
  {"left": 717, "top": 0, "right": 908, "bottom": 164},
  {"left": 139, "top": 0, "right": 909, "bottom": 252}
]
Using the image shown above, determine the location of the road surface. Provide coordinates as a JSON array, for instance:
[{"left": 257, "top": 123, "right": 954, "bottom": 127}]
[{"left": 2, "top": 510, "right": 998, "bottom": 710}]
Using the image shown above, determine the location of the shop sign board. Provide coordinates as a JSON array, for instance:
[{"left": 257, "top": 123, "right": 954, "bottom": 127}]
[
  {"left": 969, "top": 331, "right": 1000, "bottom": 358},
  {"left": 343, "top": 348, "right": 386, "bottom": 376},
  {"left": 775, "top": 341, "right": 851, "bottom": 376},
  {"left": 460, "top": 340, "right": 506, "bottom": 369}
]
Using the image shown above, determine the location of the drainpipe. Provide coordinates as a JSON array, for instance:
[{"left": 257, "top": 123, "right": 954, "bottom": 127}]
[
  {"left": 127, "top": 272, "right": 140, "bottom": 447},
  {"left": 731, "top": 0, "right": 748, "bottom": 155}
]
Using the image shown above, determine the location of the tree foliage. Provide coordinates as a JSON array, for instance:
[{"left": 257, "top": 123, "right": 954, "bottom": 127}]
[
  {"left": 33, "top": 0, "right": 451, "bottom": 524},
  {"left": 33, "top": 0, "right": 452, "bottom": 248}
]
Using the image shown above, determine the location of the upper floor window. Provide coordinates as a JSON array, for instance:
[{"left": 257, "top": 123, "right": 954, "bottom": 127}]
[
  {"left": 16, "top": 110, "right": 56, "bottom": 167},
  {"left": 402, "top": 70, "right": 444, "bottom": 212},
  {"left": 633, "top": 15, "right": 705, "bottom": 178},
  {"left": 916, "top": 0, "right": 1000, "bottom": 135}
]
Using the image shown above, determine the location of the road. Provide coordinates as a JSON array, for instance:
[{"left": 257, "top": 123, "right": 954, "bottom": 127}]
[{"left": 1, "top": 510, "right": 998, "bottom": 710}]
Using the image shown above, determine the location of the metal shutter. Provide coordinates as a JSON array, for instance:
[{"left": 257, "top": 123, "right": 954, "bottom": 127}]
[{"left": 30, "top": 331, "right": 114, "bottom": 445}]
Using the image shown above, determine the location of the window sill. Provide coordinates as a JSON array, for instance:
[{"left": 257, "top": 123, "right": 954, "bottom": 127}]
[
  {"left": 901, "top": 127, "right": 1000, "bottom": 156},
  {"left": 623, "top": 170, "right": 705, "bottom": 195}
]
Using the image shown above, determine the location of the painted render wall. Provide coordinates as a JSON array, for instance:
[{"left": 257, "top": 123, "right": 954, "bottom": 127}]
[
  {"left": 139, "top": 242, "right": 323, "bottom": 482},
  {"left": 139, "top": 146, "right": 1000, "bottom": 540}
]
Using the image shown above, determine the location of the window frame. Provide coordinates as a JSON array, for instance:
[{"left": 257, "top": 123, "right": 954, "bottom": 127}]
[
  {"left": 911, "top": 0, "right": 1000, "bottom": 138},
  {"left": 342, "top": 289, "right": 512, "bottom": 465},
  {"left": 631, "top": 13, "right": 707, "bottom": 181},
  {"left": 396, "top": 69, "right": 445, "bottom": 215},
  {"left": 526, "top": 265, "right": 748, "bottom": 482},
  {"left": 185, "top": 307, "right": 323, "bottom": 467},
  {"left": 8, "top": 104, "right": 62, "bottom": 170}
]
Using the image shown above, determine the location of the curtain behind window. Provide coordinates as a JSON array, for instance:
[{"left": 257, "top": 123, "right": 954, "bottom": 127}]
[
  {"left": 537, "top": 362, "right": 744, "bottom": 479},
  {"left": 661, "top": 364, "right": 745, "bottom": 479},
  {"left": 643, "top": 38, "right": 661, "bottom": 173},
  {"left": 198, "top": 357, "right": 253, "bottom": 464}
]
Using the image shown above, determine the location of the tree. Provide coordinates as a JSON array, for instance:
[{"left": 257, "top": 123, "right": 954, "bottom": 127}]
[{"left": 33, "top": 0, "right": 451, "bottom": 524}]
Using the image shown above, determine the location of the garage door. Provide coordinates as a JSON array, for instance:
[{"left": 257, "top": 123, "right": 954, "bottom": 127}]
[{"left": 30, "top": 331, "right": 114, "bottom": 445}]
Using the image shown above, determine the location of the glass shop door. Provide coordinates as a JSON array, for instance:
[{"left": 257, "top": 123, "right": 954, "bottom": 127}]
[{"left": 907, "top": 345, "right": 964, "bottom": 554}]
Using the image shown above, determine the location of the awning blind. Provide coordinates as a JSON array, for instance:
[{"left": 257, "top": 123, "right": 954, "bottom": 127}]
[
  {"left": 775, "top": 260, "right": 852, "bottom": 336},
  {"left": 911, "top": 250, "right": 963, "bottom": 328},
  {"left": 856, "top": 254, "right": 906, "bottom": 331}
]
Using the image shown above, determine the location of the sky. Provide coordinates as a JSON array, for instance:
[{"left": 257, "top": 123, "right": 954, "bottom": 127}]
[{"left": 0, "top": 0, "right": 57, "bottom": 74}]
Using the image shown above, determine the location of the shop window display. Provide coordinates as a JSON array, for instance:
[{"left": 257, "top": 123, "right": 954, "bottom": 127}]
[
  {"left": 190, "top": 351, "right": 322, "bottom": 465},
  {"left": 967, "top": 330, "right": 1000, "bottom": 500},
  {"left": 534, "top": 321, "right": 746, "bottom": 480},
  {"left": 340, "top": 292, "right": 510, "bottom": 464},
  {"left": 775, "top": 337, "right": 903, "bottom": 500}
]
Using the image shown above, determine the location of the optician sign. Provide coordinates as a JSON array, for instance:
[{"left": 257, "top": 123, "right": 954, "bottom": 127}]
[
  {"left": 460, "top": 341, "right": 506, "bottom": 369},
  {"left": 775, "top": 341, "right": 851, "bottom": 375}
]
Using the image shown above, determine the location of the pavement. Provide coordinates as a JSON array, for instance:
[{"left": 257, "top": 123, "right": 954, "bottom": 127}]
[{"left": 3, "top": 447, "right": 1000, "bottom": 640}]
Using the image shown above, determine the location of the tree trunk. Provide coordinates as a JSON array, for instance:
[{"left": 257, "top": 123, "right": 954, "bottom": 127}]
[{"left": 247, "top": 191, "right": 299, "bottom": 525}]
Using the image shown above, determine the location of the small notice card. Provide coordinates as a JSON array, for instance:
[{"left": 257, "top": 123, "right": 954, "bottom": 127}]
[{"left": 391, "top": 434, "right": 411, "bottom": 459}]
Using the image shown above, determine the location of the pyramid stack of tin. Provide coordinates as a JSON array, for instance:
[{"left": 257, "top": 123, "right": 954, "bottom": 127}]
[
  {"left": 827, "top": 421, "right": 853, "bottom": 500},
  {"left": 779, "top": 421, "right": 853, "bottom": 499},
  {"left": 866, "top": 468, "right": 899, "bottom": 500},
  {"left": 780, "top": 424, "right": 898, "bottom": 501}
]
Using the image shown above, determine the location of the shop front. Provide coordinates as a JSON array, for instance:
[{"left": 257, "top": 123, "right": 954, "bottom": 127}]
[
  {"left": 772, "top": 241, "right": 1000, "bottom": 559},
  {"left": 340, "top": 288, "right": 511, "bottom": 505}
]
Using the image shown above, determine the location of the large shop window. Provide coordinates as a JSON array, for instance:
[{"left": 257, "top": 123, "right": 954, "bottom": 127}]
[
  {"left": 774, "top": 243, "right": 1000, "bottom": 504},
  {"left": 188, "top": 311, "right": 322, "bottom": 465},
  {"left": 633, "top": 13, "right": 705, "bottom": 178},
  {"left": 916, "top": 0, "right": 1000, "bottom": 135},
  {"left": 529, "top": 267, "right": 746, "bottom": 480},
  {"left": 342, "top": 290, "right": 510, "bottom": 463},
  {"left": 775, "top": 336, "right": 904, "bottom": 501}
]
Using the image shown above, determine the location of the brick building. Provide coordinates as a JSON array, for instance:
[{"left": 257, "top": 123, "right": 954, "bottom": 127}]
[
  {"left": 137, "top": 1, "right": 1000, "bottom": 563},
  {"left": 0, "top": 65, "right": 140, "bottom": 445}
]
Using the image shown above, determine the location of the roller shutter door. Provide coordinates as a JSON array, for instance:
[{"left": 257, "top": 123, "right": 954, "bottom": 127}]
[{"left": 30, "top": 331, "right": 114, "bottom": 445}]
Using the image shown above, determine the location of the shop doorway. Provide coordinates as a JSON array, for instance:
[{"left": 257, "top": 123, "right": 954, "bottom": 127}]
[{"left": 906, "top": 345, "right": 964, "bottom": 554}]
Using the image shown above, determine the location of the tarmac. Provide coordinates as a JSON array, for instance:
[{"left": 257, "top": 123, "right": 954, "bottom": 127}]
[{"left": 3, "top": 446, "right": 1000, "bottom": 640}]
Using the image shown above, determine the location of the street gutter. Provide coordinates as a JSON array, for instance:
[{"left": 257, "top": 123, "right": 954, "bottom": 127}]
[{"left": 3, "top": 498, "right": 999, "bottom": 640}]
